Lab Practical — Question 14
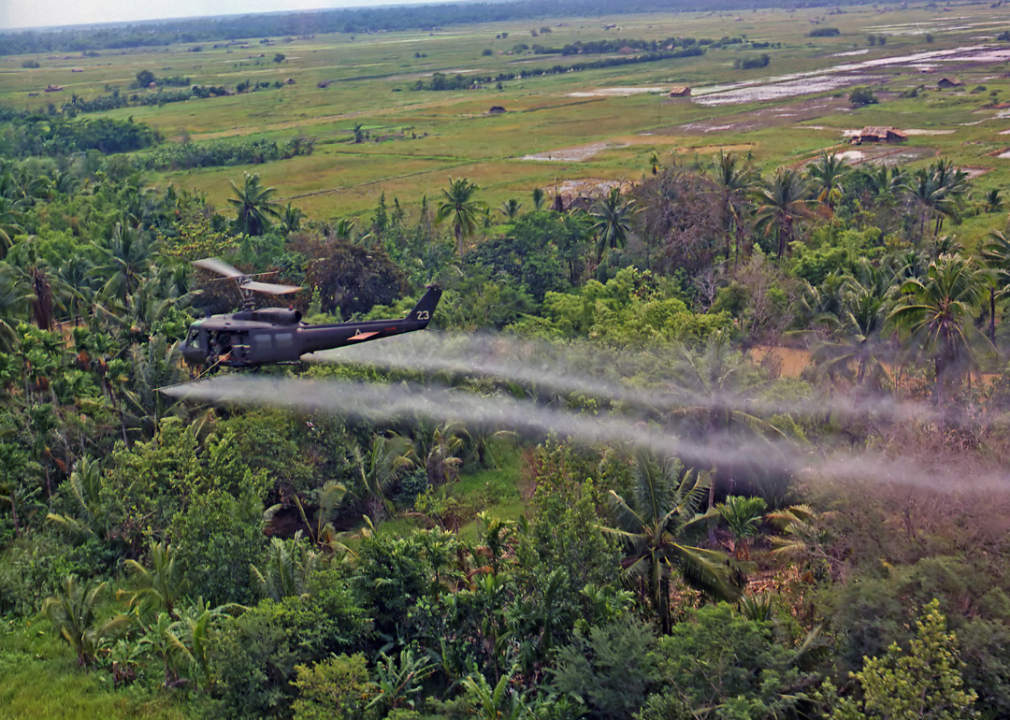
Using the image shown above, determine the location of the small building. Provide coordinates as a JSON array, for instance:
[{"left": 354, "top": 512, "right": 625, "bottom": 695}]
[
  {"left": 71, "top": 67, "right": 84, "bottom": 73},
  {"left": 488, "top": 105, "right": 506, "bottom": 114},
  {"left": 851, "top": 126, "right": 908, "bottom": 144},
  {"left": 44, "top": 84, "right": 63, "bottom": 92},
  {"left": 937, "top": 77, "right": 963, "bottom": 89},
  {"left": 618, "top": 46, "right": 635, "bottom": 55},
  {"left": 668, "top": 86, "right": 692, "bottom": 97}
]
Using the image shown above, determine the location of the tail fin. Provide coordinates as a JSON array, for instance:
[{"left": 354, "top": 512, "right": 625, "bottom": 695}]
[{"left": 408, "top": 285, "right": 442, "bottom": 325}]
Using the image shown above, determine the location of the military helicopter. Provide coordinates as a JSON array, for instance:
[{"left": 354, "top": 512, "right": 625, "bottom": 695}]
[{"left": 181, "top": 258, "right": 441, "bottom": 369}]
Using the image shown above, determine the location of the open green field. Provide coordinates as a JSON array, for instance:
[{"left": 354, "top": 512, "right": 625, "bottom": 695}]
[{"left": 4, "top": 5, "right": 1010, "bottom": 230}]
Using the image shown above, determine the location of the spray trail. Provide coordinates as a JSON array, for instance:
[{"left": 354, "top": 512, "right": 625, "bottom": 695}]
[
  {"left": 306, "top": 332, "right": 939, "bottom": 424},
  {"left": 164, "top": 375, "right": 1010, "bottom": 493},
  {"left": 164, "top": 374, "right": 799, "bottom": 471}
]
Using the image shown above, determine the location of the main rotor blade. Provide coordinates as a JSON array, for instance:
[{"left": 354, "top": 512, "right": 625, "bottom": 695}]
[
  {"left": 241, "top": 280, "right": 303, "bottom": 295},
  {"left": 194, "top": 258, "right": 244, "bottom": 279}
]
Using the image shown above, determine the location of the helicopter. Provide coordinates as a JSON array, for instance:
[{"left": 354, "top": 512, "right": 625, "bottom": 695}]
[{"left": 181, "top": 258, "right": 442, "bottom": 369}]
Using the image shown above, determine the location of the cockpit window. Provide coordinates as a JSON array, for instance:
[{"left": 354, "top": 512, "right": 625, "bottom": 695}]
[{"left": 186, "top": 327, "right": 200, "bottom": 348}]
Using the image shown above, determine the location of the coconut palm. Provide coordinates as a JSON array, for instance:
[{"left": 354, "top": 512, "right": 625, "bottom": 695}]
[
  {"left": 250, "top": 533, "right": 318, "bottom": 601},
  {"left": 590, "top": 187, "right": 636, "bottom": 262},
  {"left": 349, "top": 433, "right": 416, "bottom": 522},
  {"left": 806, "top": 151, "right": 849, "bottom": 210},
  {"left": 118, "top": 540, "right": 189, "bottom": 618},
  {"left": 602, "top": 450, "right": 739, "bottom": 633},
  {"left": 279, "top": 203, "right": 306, "bottom": 234},
  {"left": 984, "top": 188, "right": 1004, "bottom": 213},
  {"left": 754, "top": 168, "right": 815, "bottom": 257},
  {"left": 889, "top": 253, "right": 990, "bottom": 406},
  {"left": 436, "top": 178, "right": 487, "bottom": 257},
  {"left": 0, "top": 263, "right": 30, "bottom": 349},
  {"left": 717, "top": 495, "right": 767, "bottom": 560},
  {"left": 712, "top": 150, "right": 759, "bottom": 263},
  {"left": 499, "top": 198, "right": 522, "bottom": 221},
  {"left": 531, "top": 187, "right": 546, "bottom": 212},
  {"left": 980, "top": 229, "right": 1010, "bottom": 343},
  {"left": 811, "top": 279, "right": 891, "bottom": 389},
  {"left": 228, "top": 172, "right": 280, "bottom": 236},
  {"left": 94, "top": 223, "right": 157, "bottom": 303},
  {"left": 670, "top": 335, "right": 785, "bottom": 507},
  {"left": 43, "top": 575, "right": 131, "bottom": 667}
]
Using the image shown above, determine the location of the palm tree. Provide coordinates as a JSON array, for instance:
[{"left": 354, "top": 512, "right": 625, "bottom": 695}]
[
  {"left": 903, "top": 161, "right": 967, "bottom": 239},
  {"left": 716, "top": 495, "right": 767, "bottom": 560},
  {"left": 349, "top": 433, "right": 415, "bottom": 522},
  {"left": 984, "top": 188, "right": 1004, "bottom": 213},
  {"left": 753, "top": 167, "right": 814, "bottom": 258},
  {"left": 889, "top": 253, "right": 989, "bottom": 407},
  {"left": 436, "top": 178, "right": 487, "bottom": 258},
  {"left": 980, "top": 230, "right": 1010, "bottom": 343},
  {"left": 712, "top": 150, "right": 758, "bottom": 263},
  {"left": 531, "top": 187, "right": 546, "bottom": 212},
  {"left": 0, "top": 263, "right": 30, "bottom": 349},
  {"left": 228, "top": 172, "right": 280, "bottom": 236},
  {"left": 670, "top": 335, "right": 785, "bottom": 507},
  {"left": 499, "top": 198, "right": 522, "bottom": 221},
  {"left": 250, "top": 533, "right": 317, "bottom": 601},
  {"left": 43, "top": 575, "right": 131, "bottom": 667},
  {"left": 118, "top": 540, "right": 189, "bottom": 618},
  {"left": 806, "top": 152, "right": 849, "bottom": 210},
  {"left": 279, "top": 203, "right": 306, "bottom": 234},
  {"left": 602, "top": 450, "right": 739, "bottom": 633},
  {"left": 94, "top": 223, "right": 157, "bottom": 303},
  {"left": 811, "top": 279, "right": 891, "bottom": 389},
  {"left": 590, "top": 187, "right": 636, "bottom": 262}
]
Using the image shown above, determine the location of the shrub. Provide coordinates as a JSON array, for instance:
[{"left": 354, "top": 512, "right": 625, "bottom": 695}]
[
  {"left": 808, "top": 27, "right": 841, "bottom": 37},
  {"left": 291, "top": 654, "right": 372, "bottom": 720}
]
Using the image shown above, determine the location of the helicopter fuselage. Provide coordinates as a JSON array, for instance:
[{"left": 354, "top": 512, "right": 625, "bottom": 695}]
[{"left": 181, "top": 286, "right": 441, "bottom": 368}]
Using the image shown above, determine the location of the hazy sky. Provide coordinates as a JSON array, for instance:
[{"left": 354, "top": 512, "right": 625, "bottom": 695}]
[{"left": 0, "top": 0, "right": 445, "bottom": 31}]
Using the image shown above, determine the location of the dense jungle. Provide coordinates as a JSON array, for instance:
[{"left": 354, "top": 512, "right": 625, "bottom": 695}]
[{"left": 4, "top": 2, "right": 1010, "bottom": 720}]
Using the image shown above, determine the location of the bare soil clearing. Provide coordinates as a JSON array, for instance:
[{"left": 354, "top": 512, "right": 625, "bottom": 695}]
[{"left": 667, "top": 97, "right": 851, "bottom": 135}]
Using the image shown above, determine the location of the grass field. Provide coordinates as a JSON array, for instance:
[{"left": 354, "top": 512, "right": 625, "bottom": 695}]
[{"left": 4, "top": 5, "right": 1010, "bottom": 233}]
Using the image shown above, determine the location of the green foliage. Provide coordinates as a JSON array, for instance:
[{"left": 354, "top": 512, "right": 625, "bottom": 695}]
[
  {"left": 513, "top": 267, "right": 731, "bottom": 344},
  {"left": 640, "top": 603, "right": 810, "bottom": 720},
  {"left": 552, "top": 614, "right": 660, "bottom": 720},
  {"left": 823, "top": 600, "right": 977, "bottom": 720},
  {"left": 291, "top": 653, "right": 372, "bottom": 720},
  {"left": 169, "top": 487, "right": 265, "bottom": 606},
  {"left": 42, "top": 575, "right": 131, "bottom": 667},
  {"left": 848, "top": 87, "right": 879, "bottom": 107}
]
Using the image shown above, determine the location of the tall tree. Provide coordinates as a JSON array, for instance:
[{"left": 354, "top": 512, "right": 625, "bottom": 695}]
[
  {"left": 806, "top": 152, "right": 849, "bottom": 211},
  {"left": 980, "top": 229, "right": 1010, "bottom": 343},
  {"left": 227, "top": 172, "right": 280, "bottom": 236},
  {"left": 889, "top": 253, "right": 989, "bottom": 407},
  {"left": 590, "top": 187, "right": 636, "bottom": 262},
  {"left": 753, "top": 168, "right": 814, "bottom": 258},
  {"left": 602, "top": 450, "right": 739, "bottom": 633},
  {"left": 712, "top": 151, "right": 758, "bottom": 263},
  {"left": 436, "top": 177, "right": 487, "bottom": 258}
]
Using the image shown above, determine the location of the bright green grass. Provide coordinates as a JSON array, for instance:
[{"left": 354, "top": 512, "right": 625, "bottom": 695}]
[
  {"left": 0, "top": 618, "right": 193, "bottom": 720},
  {"left": 3, "top": 5, "right": 1010, "bottom": 220}
]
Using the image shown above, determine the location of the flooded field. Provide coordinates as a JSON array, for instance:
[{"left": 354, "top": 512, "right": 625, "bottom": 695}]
[{"left": 692, "top": 44, "right": 1010, "bottom": 106}]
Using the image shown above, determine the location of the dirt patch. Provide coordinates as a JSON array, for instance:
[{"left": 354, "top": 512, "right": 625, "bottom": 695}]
[
  {"left": 519, "top": 141, "right": 627, "bottom": 162},
  {"left": 838, "top": 145, "right": 938, "bottom": 167},
  {"left": 661, "top": 96, "right": 851, "bottom": 135},
  {"left": 749, "top": 346, "right": 811, "bottom": 379},
  {"left": 567, "top": 86, "right": 668, "bottom": 98},
  {"left": 960, "top": 166, "right": 991, "bottom": 178}
]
